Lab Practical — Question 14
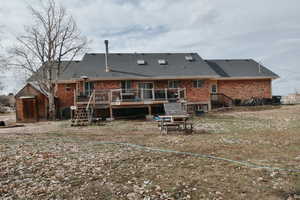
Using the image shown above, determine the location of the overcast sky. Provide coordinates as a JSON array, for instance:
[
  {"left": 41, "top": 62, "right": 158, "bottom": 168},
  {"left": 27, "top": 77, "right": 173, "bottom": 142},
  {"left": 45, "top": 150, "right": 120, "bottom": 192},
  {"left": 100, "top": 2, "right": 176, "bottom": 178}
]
[{"left": 0, "top": 0, "right": 300, "bottom": 95}]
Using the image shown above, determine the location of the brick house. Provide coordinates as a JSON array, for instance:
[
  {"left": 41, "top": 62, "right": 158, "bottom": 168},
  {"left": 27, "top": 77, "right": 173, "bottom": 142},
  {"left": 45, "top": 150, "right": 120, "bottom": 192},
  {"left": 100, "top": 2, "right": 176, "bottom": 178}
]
[{"left": 15, "top": 41, "right": 279, "bottom": 121}]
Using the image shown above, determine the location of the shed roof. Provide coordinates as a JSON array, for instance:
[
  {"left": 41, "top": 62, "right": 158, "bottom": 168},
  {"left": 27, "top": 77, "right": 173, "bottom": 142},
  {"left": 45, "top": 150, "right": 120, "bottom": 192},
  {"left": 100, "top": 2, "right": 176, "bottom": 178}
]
[{"left": 15, "top": 82, "right": 49, "bottom": 98}]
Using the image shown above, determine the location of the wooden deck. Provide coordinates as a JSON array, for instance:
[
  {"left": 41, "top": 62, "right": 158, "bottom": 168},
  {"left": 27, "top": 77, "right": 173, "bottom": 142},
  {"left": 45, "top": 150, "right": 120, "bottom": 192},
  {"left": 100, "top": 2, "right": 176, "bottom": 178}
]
[{"left": 75, "top": 88, "right": 187, "bottom": 107}]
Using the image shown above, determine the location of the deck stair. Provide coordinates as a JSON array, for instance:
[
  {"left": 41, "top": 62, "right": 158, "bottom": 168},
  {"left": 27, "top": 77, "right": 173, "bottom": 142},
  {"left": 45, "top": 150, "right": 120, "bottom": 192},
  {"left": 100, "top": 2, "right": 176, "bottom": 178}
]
[
  {"left": 211, "top": 93, "right": 234, "bottom": 110},
  {"left": 71, "top": 107, "right": 92, "bottom": 126},
  {"left": 71, "top": 91, "right": 95, "bottom": 126}
]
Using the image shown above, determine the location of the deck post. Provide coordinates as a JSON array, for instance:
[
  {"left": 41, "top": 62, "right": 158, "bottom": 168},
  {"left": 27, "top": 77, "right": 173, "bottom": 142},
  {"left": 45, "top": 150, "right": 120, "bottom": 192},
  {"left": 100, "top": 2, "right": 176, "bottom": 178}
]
[
  {"left": 109, "top": 106, "right": 114, "bottom": 120},
  {"left": 148, "top": 105, "right": 152, "bottom": 115},
  {"left": 146, "top": 105, "right": 153, "bottom": 120},
  {"left": 110, "top": 90, "right": 113, "bottom": 102}
]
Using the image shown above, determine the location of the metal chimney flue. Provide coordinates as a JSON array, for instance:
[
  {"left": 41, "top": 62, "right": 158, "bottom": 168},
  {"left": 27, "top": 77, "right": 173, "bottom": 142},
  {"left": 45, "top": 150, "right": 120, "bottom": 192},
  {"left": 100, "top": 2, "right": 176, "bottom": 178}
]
[{"left": 104, "top": 40, "right": 110, "bottom": 72}]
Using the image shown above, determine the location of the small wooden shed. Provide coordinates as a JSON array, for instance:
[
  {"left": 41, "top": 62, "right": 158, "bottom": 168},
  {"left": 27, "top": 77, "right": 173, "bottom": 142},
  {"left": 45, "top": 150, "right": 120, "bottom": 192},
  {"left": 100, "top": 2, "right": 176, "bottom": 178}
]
[{"left": 15, "top": 83, "right": 49, "bottom": 122}]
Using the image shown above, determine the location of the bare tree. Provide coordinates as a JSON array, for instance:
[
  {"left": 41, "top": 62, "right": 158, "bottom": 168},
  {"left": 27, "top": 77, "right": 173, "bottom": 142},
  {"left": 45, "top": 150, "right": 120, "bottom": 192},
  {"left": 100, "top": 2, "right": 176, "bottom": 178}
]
[
  {"left": 11, "top": 0, "right": 87, "bottom": 119},
  {"left": 0, "top": 26, "right": 7, "bottom": 70},
  {"left": 0, "top": 26, "right": 7, "bottom": 93},
  {"left": 0, "top": 81, "right": 4, "bottom": 93}
]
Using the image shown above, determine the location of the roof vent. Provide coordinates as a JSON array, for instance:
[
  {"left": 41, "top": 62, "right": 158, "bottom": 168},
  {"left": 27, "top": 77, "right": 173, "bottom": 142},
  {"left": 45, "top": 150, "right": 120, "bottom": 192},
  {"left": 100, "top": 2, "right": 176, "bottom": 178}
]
[
  {"left": 137, "top": 59, "right": 146, "bottom": 65},
  {"left": 80, "top": 75, "right": 88, "bottom": 80},
  {"left": 185, "top": 55, "right": 195, "bottom": 61},
  {"left": 158, "top": 59, "right": 168, "bottom": 65}
]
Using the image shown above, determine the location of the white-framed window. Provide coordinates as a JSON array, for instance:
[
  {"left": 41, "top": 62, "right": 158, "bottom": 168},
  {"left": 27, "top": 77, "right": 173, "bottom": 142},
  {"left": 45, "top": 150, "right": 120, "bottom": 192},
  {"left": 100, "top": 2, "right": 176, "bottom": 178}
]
[
  {"left": 211, "top": 84, "right": 217, "bottom": 94},
  {"left": 121, "top": 80, "right": 132, "bottom": 91},
  {"left": 193, "top": 80, "right": 205, "bottom": 88},
  {"left": 84, "top": 82, "right": 94, "bottom": 96},
  {"left": 168, "top": 80, "right": 180, "bottom": 88}
]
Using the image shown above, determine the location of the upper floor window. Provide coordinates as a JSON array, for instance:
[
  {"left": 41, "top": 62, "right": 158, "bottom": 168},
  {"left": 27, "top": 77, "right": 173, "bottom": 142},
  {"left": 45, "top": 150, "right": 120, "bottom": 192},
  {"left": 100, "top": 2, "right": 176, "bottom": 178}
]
[
  {"left": 193, "top": 80, "right": 205, "bottom": 88},
  {"left": 168, "top": 80, "right": 180, "bottom": 88}
]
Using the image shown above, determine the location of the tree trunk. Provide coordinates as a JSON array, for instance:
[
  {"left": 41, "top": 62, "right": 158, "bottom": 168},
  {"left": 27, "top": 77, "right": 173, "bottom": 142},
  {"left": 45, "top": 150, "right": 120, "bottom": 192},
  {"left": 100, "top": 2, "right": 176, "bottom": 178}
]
[{"left": 48, "top": 86, "right": 56, "bottom": 120}]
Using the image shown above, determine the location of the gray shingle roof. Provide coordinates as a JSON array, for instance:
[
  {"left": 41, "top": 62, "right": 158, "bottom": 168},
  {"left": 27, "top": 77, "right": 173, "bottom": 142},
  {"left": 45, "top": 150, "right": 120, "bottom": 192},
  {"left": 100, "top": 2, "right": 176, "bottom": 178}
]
[
  {"left": 58, "top": 53, "right": 220, "bottom": 80},
  {"left": 29, "top": 54, "right": 279, "bottom": 81},
  {"left": 28, "top": 61, "right": 81, "bottom": 82},
  {"left": 205, "top": 59, "right": 279, "bottom": 78}
]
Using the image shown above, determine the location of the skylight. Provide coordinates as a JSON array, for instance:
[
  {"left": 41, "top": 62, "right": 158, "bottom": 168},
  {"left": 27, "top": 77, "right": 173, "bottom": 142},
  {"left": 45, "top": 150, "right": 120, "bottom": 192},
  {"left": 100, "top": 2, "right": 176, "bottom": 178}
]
[
  {"left": 137, "top": 59, "right": 146, "bottom": 65},
  {"left": 158, "top": 59, "right": 167, "bottom": 65},
  {"left": 185, "top": 55, "right": 195, "bottom": 61}
]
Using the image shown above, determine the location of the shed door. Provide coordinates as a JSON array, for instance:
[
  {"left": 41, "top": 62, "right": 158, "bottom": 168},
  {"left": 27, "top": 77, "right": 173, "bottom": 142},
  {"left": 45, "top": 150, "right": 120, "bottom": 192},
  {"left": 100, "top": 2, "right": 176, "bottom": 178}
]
[{"left": 23, "top": 98, "right": 37, "bottom": 121}]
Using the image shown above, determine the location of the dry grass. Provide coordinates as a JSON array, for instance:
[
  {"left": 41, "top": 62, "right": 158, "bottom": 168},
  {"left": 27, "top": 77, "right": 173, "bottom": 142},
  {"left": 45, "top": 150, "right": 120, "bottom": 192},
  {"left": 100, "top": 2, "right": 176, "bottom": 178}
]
[{"left": 0, "top": 105, "right": 300, "bottom": 199}]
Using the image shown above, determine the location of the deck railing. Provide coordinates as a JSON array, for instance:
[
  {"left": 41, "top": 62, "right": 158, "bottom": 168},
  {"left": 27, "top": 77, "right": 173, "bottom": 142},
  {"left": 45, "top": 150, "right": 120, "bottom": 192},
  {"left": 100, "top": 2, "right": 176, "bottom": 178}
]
[
  {"left": 211, "top": 93, "right": 234, "bottom": 109},
  {"left": 76, "top": 88, "right": 186, "bottom": 104}
]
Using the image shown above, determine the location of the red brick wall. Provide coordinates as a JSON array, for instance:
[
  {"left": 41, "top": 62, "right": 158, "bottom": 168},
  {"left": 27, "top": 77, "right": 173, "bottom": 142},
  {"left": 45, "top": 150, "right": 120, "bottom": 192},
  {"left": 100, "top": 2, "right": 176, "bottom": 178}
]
[
  {"left": 217, "top": 79, "right": 272, "bottom": 100},
  {"left": 15, "top": 98, "right": 23, "bottom": 122},
  {"left": 94, "top": 80, "right": 120, "bottom": 89},
  {"left": 56, "top": 81, "right": 121, "bottom": 110},
  {"left": 55, "top": 79, "right": 272, "bottom": 111},
  {"left": 182, "top": 80, "right": 211, "bottom": 102},
  {"left": 56, "top": 83, "right": 76, "bottom": 109}
]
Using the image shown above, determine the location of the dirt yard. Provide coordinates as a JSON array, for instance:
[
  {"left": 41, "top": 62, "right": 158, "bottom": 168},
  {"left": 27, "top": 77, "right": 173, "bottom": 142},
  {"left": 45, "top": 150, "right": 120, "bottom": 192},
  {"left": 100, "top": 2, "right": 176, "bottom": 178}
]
[{"left": 0, "top": 105, "right": 300, "bottom": 200}]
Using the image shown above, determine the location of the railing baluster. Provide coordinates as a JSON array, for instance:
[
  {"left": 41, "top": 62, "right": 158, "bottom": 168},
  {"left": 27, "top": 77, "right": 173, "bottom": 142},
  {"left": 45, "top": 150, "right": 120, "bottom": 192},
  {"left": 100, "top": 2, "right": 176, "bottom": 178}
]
[
  {"left": 165, "top": 88, "right": 168, "bottom": 100},
  {"left": 152, "top": 88, "right": 155, "bottom": 100},
  {"left": 141, "top": 88, "right": 144, "bottom": 100},
  {"left": 120, "top": 89, "right": 123, "bottom": 102}
]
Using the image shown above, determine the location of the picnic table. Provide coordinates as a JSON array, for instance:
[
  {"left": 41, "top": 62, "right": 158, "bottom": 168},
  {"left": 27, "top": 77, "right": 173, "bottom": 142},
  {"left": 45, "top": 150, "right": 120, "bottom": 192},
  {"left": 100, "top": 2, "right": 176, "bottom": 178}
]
[{"left": 158, "top": 115, "right": 193, "bottom": 134}]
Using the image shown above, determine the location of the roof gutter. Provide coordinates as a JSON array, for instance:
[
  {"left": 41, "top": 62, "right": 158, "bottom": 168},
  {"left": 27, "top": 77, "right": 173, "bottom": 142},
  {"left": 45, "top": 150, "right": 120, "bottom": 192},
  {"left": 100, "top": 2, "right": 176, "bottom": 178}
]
[
  {"left": 56, "top": 75, "right": 220, "bottom": 83},
  {"left": 56, "top": 76, "right": 279, "bottom": 83},
  {"left": 212, "top": 76, "right": 279, "bottom": 80}
]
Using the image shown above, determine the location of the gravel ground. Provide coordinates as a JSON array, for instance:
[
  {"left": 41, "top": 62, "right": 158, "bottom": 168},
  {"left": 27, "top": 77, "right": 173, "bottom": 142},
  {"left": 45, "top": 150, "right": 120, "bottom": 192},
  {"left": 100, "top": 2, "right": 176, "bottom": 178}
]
[{"left": 0, "top": 106, "right": 300, "bottom": 200}]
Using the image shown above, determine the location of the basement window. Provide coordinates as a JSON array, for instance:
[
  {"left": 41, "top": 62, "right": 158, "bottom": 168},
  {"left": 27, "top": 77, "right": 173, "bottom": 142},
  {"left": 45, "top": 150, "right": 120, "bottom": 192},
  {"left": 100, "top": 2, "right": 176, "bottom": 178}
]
[
  {"left": 185, "top": 55, "right": 195, "bottom": 61},
  {"left": 193, "top": 80, "right": 205, "bottom": 88},
  {"left": 158, "top": 59, "right": 168, "bottom": 65},
  {"left": 137, "top": 59, "right": 146, "bottom": 65}
]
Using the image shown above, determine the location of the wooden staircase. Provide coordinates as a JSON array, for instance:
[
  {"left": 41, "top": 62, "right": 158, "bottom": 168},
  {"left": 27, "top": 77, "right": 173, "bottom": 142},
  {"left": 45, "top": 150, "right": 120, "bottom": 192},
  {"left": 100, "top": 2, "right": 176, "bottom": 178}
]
[
  {"left": 71, "top": 107, "right": 92, "bottom": 126},
  {"left": 71, "top": 91, "right": 95, "bottom": 126},
  {"left": 211, "top": 93, "right": 234, "bottom": 110}
]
